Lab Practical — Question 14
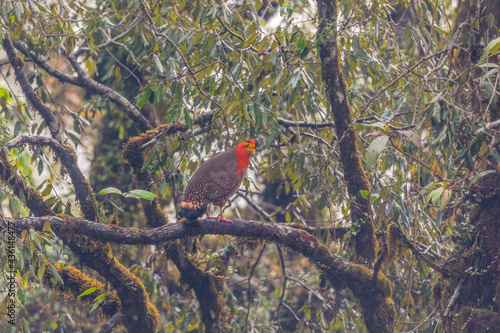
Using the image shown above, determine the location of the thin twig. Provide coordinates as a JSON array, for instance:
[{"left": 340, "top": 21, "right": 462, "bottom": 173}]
[
  {"left": 73, "top": 14, "right": 143, "bottom": 58},
  {"left": 276, "top": 245, "right": 287, "bottom": 329},
  {"left": 245, "top": 243, "right": 267, "bottom": 331},
  {"left": 359, "top": 49, "right": 449, "bottom": 115}
]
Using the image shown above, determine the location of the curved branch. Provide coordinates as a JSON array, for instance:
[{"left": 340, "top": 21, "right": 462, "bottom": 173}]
[
  {"left": 6, "top": 135, "right": 99, "bottom": 221},
  {"left": 2, "top": 35, "right": 64, "bottom": 143},
  {"left": 277, "top": 117, "right": 335, "bottom": 129},
  {"left": 0, "top": 150, "right": 54, "bottom": 216},
  {"left": 4, "top": 215, "right": 394, "bottom": 331},
  {"left": 73, "top": 14, "right": 143, "bottom": 58},
  {"left": 42, "top": 261, "right": 120, "bottom": 318},
  {"left": 1, "top": 144, "right": 157, "bottom": 332},
  {"left": 12, "top": 41, "right": 153, "bottom": 132},
  {"left": 12, "top": 41, "right": 79, "bottom": 85},
  {"left": 3, "top": 216, "right": 346, "bottom": 250},
  {"left": 67, "top": 53, "right": 153, "bottom": 132}
]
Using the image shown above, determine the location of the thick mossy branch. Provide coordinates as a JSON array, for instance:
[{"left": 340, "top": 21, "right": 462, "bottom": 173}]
[
  {"left": 98, "top": 312, "right": 126, "bottom": 333},
  {"left": 5, "top": 135, "right": 99, "bottom": 222},
  {"left": 122, "top": 120, "right": 213, "bottom": 168},
  {"left": 0, "top": 151, "right": 157, "bottom": 332},
  {"left": 53, "top": 216, "right": 159, "bottom": 333},
  {"left": 453, "top": 306, "right": 500, "bottom": 332},
  {"left": 5, "top": 215, "right": 394, "bottom": 332},
  {"left": 42, "top": 261, "right": 120, "bottom": 317},
  {"left": 166, "top": 241, "right": 229, "bottom": 333},
  {"left": 316, "top": 0, "right": 378, "bottom": 263},
  {"left": 438, "top": 177, "right": 500, "bottom": 332}
]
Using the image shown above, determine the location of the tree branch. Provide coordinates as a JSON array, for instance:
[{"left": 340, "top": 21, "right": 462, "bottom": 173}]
[
  {"left": 67, "top": 53, "right": 153, "bottom": 131},
  {"left": 12, "top": 41, "right": 153, "bottom": 132},
  {"left": 6, "top": 135, "right": 99, "bottom": 221},
  {"left": 358, "top": 49, "right": 449, "bottom": 116},
  {"left": 0, "top": 150, "right": 54, "bottom": 216},
  {"left": 316, "top": 0, "right": 378, "bottom": 262},
  {"left": 2, "top": 35, "right": 64, "bottom": 144},
  {"left": 41, "top": 261, "right": 120, "bottom": 319},
  {"left": 98, "top": 313, "right": 125, "bottom": 333},
  {"left": 276, "top": 117, "right": 335, "bottom": 129},
  {"left": 3, "top": 215, "right": 394, "bottom": 332},
  {"left": 477, "top": 118, "right": 500, "bottom": 133},
  {"left": 73, "top": 14, "right": 143, "bottom": 58},
  {"left": 1, "top": 148, "right": 158, "bottom": 332}
]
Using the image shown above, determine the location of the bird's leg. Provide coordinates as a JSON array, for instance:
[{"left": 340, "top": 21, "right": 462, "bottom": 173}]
[
  {"left": 205, "top": 206, "right": 216, "bottom": 219},
  {"left": 218, "top": 206, "right": 232, "bottom": 222}
]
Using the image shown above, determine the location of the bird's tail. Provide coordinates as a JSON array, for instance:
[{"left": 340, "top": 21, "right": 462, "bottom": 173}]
[{"left": 178, "top": 201, "right": 207, "bottom": 221}]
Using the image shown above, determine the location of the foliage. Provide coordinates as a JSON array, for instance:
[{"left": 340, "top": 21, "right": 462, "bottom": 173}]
[{"left": 0, "top": 0, "right": 499, "bottom": 332}]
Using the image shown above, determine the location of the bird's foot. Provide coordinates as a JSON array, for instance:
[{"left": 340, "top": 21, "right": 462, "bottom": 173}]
[
  {"left": 205, "top": 208, "right": 217, "bottom": 219},
  {"left": 218, "top": 211, "right": 232, "bottom": 222}
]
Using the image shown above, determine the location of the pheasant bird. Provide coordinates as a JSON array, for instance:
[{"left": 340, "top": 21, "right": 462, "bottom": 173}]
[{"left": 179, "top": 139, "right": 258, "bottom": 222}]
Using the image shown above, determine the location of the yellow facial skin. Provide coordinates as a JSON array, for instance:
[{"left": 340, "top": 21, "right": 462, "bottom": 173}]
[{"left": 245, "top": 139, "right": 258, "bottom": 152}]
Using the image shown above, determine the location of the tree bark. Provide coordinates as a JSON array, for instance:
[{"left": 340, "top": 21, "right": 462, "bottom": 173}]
[{"left": 316, "top": 0, "right": 378, "bottom": 263}]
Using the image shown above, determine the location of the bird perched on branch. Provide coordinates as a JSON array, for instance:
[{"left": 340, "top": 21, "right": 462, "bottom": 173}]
[{"left": 179, "top": 139, "right": 258, "bottom": 222}]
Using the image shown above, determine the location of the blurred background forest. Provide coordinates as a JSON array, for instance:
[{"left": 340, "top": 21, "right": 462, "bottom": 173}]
[{"left": 0, "top": 0, "right": 499, "bottom": 332}]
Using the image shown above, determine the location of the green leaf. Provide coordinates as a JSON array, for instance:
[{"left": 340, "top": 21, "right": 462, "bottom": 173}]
[
  {"left": 366, "top": 136, "right": 389, "bottom": 169},
  {"left": 141, "top": 151, "right": 155, "bottom": 173},
  {"left": 125, "top": 189, "right": 157, "bottom": 201},
  {"left": 184, "top": 109, "right": 192, "bottom": 129},
  {"left": 13, "top": 2, "right": 23, "bottom": 21},
  {"left": 465, "top": 150, "right": 475, "bottom": 171},
  {"left": 78, "top": 287, "right": 97, "bottom": 298},
  {"left": 168, "top": 157, "right": 177, "bottom": 174},
  {"left": 482, "top": 36, "right": 500, "bottom": 59},
  {"left": 153, "top": 54, "right": 165, "bottom": 74},
  {"left": 67, "top": 131, "right": 82, "bottom": 146},
  {"left": 399, "top": 130, "right": 421, "bottom": 149},
  {"left": 468, "top": 170, "right": 495, "bottom": 189},
  {"left": 49, "top": 263, "right": 64, "bottom": 285},
  {"left": 425, "top": 187, "right": 444, "bottom": 206},
  {"left": 64, "top": 201, "right": 72, "bottom": 215},
  {"left": 37, "top": 261, "right": 46, "bottom": 282},
  {"left": 41, "top": 182, "right": 52, "bottom": 196},
  {"left": 22, "top": 318, "right": 30, "bottom": 333},
  {"left": 37, "top": 159, "right": 44, "bottom": 175},
  {"left": 137, "top": 87, "right": 152, "bottom": 109},
  {"left": 29, "top": 229, "right": 41, "bottom": 251},
  {"left": 154, "top": 83, "right": 164, "bottom": 105},
  {"left": 90, "top": 293, "right": 106, "bottom": 313},
  {"left": 98, "top": 187, "right": 123, "bottom": 196},
  {"left": 360, "top": 190, "right": 370, "bottom": 200}
]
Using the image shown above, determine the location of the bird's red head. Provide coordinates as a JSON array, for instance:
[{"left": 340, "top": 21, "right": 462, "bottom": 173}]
[{"left": 235, "top": 139, "right": 258, "bottom": 169}]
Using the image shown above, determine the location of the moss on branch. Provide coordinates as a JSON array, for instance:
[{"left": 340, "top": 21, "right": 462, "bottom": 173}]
[
  {"left": 316, "top": 0, "right": 378, "bottom": 263},
  {"left": 5, "top": 215, "right": 394, "bottom": 332}
]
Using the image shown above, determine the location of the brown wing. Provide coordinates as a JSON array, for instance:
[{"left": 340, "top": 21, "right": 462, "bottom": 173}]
[
  {"left": 204, "top": 168, "right": 242, "bottom": 206},
  {"left": 183, "top": 148, "right": 241, "bottom": 206}
]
